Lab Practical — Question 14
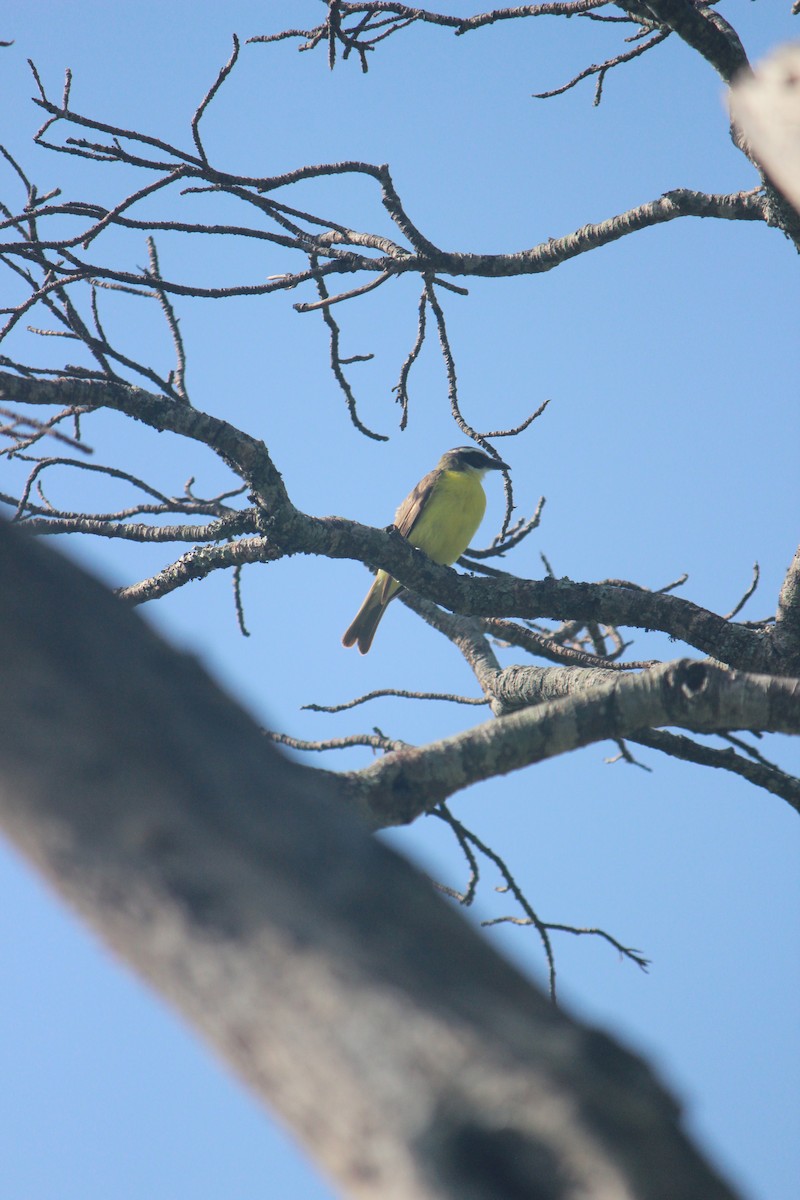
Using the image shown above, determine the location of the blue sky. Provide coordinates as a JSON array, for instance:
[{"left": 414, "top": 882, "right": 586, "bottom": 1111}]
[{"left": 1, "top": 3, "right": 798, "bottom": 1199}]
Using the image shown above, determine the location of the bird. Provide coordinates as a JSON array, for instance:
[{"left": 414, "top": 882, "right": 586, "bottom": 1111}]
[{"left": 342, "top": 445, "right": 509, "bottom": 654}]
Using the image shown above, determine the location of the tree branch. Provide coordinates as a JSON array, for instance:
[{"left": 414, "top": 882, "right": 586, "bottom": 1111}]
[
  {"left": 344, "top": 660, "right": 800, "bottom": 826},
  {"left": 3, "top": 371, "right": 795, "bottom": 676},
  {"left": 0, "top": 517, "right": 743, "bottom": 1200},
  {"left": 630, "top": 728, "right": 800, "bottom": 815},
  {"left": 616, "top": 0, "right": 747, "bottom": 84}
]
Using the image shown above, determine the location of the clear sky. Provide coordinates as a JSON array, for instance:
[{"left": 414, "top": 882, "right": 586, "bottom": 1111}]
[{"left": 1, "top": 3, "right": 798, "bottom": 1199}]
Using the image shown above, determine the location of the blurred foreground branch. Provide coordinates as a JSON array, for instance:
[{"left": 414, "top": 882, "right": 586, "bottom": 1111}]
[{"left": 0, "top": 520, "right": 741, "bottom": 1200}]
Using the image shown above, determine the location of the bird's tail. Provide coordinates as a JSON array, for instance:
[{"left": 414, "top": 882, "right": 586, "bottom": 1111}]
[{"left": 342, "top": 576, "right": 396, "bottom": 654}]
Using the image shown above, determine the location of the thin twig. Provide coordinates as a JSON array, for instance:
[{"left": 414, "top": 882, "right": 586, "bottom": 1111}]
[
  {"left": 464, "top": 496, "right": 546, "bottom": 559},
  {"left": 267, "top": 729, "right": 408, "bottom": 753},
  {"left": 483, "top": 618, "right": 657, "bottom": 670},
  {"left": 533, "top": 28, "right": 670, "bottom": 106},
  {"left": 724, "top": 562, "right": 759, "bottom": 621},
  {"left": 0, "top": 404, "right": 91, "bottom": 454},
  {"left": 631, "top": 729, "right": 800, "bottom": 815},
  {"left": 303, "top": 688, "right": 488, "bottom": 713},
  {"left": 476, "top": 397, "right": 551, "bottom": 439},
  {"left": 604, "top": 738, "right": 653, "bottom": 771},
  {"left": 392, "top": 286, "right": 427, "bottom": 429},
  {"left": 294, "top": 269, "right": 392, "bottom": 312},
  {"left": 309, "top": 253, "right": 388, "bottom": 441},
  {"left": 146, "top": 237, "right": 189, "bottom": 402},
  {"left": 190, "top": 35, "right": 240, "bottom": 164},
  {"left": 431, "top": 801, "right": 480, "bottom": 906},
  {"left": 431, "top": 804, "right": 559, "bottom": 1001},
  {"left": 232, "top": 563, "right": 250, "bottom": 637}
]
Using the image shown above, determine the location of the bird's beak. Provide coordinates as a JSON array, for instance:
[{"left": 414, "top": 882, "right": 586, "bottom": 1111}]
[{"left": 489, "top": 457, "right": 510, "bottom": 471}]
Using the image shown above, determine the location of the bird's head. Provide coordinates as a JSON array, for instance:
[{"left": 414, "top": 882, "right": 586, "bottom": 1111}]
[{"left": 438, "top": 446, "right": 509, "bottom": 476}]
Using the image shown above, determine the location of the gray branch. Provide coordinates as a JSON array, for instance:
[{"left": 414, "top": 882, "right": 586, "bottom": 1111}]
[
  {"left": 345, "top": 659, "right": 800, "bottom": 827},
  {"left": 0, "top": 517, "right": 743, "bottom": 1200}
]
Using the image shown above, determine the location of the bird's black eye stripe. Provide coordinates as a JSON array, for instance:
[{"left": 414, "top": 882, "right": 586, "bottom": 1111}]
[{"left": 463, "top": 450, "right": 496, "bottom": 469}]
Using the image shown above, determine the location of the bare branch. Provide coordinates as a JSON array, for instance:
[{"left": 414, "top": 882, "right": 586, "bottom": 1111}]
[
  {"left": 344, "top": 661, "right": 800, "bottom": 826},
  {"left": 431, "top": 802, "right": 558, "bottom": 1000},
  {"left": 604, "top": 738, "right": 653, "bottom": 771},
  {"left": 424, "top": 279, "right": 472, "bottom": 438},
  {"left": 483, "top": 617, "right": 658, "bottom": 671},
  {"left": 295, "top": 268, "right": 393, "bottom": 312},
  {"left": 630, "top": 729, "right": 800, "bottom": 816},
  {"left": 309, "top": 254, "right": 388, "bottom": 441},
  {"left": 116, "top": 537, "right": 281, "bottom": 605},
  {"left": 0, "top": 372, "right": 291, "bottom": 511},
  {"left": 430, "top": 802, "right": 480, "bottom": 907},
  {"left": 10, "top": 454, "right": 175, "bottom": 521},
  {"left": 464, "top": 494, "right": 546, "bottom": 559},
  {"left": 145, "top": 238, "right": 189, "bottom": 402},
  {"left": 190, "top": 35, "right": 240, "bottom": 164},
  {"left": 397, "top": 593, "right": 504, "bottom": 701},
  {"left": 392, "top": 285, "right": 427, "bottom": 429},
  {"left": 620, "top": 0, "right": 748, "bottom": 85},
  {"left": 232, "top": 563, "right": 251, "bottom": 637},
  {"left": 723, "top": 562, "right": 759, "bottom": 622},
  {"left": 269, "top": 729, "right": 408, "bottom": 753},
  {"left": 29, "top": 58, "right": 205, "bottom": 168},
  {"left": 303, "top": 688, "right": 488, "bottom": 713},
  {"left": 250, "top": 2, "right": 616, "bottom": 68},
  {"left": 0, "top": 404, "right": 91, "bottom": 455},
  {"left": 533, "top": 28, "right": 669, "bottom": 105},
  {"left": 476, "top": 396, "right": 551, "bottom": 441},
  {"left": 526, "top": 920, "right": 650, "bottom": 972},
  {"left": 15, "top": 512, "right": 255, "bottom": 543}
]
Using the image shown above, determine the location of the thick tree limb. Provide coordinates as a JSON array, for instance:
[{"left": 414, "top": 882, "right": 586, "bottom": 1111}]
[
  {"left": 0, "top": 520, "right": 741, "bottom": 1200},
  {"left": 617, "top": 1, "right": 748, "bottom": 84},
  {"left": 344, "top": 659, "right": 800, "bottom": 826}
]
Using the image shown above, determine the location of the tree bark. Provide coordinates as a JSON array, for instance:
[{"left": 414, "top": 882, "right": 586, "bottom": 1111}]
[{"left": 0, "top": 520, "right": 741, "bottom": 1199}]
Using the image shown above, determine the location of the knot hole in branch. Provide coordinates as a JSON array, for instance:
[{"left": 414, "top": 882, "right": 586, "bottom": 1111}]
[{"left": 678, "top": 660, "right": 709, "bottom": 699}]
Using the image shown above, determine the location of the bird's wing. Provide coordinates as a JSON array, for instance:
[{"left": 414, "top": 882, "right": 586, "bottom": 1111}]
[{"left": 393, "top": 468, "right": 438, "bottom": 539}]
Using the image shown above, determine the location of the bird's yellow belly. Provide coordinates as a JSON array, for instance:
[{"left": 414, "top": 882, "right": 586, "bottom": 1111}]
[{"left": 407, "top": 469, "right": 487, "bottom": 564}]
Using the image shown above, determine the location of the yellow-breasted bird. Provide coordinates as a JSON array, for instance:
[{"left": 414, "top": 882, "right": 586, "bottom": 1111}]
[{"left": 342, "top": 445, "right": 509, "bottom": 654}]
